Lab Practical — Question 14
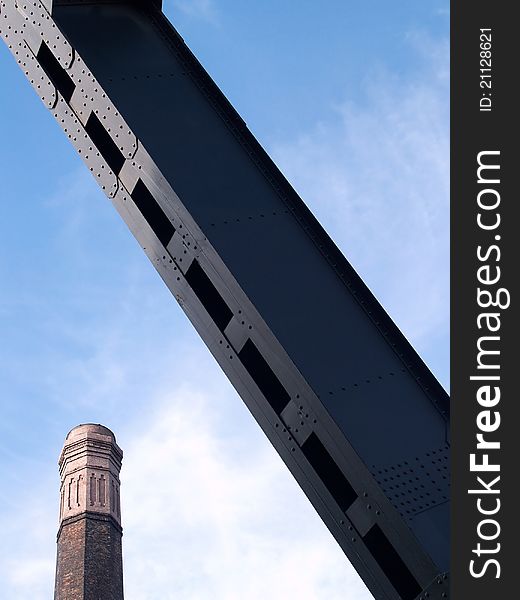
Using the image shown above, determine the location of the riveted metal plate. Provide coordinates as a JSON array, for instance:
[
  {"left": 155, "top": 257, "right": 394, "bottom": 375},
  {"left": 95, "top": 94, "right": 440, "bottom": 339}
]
[
  {"left": 1, "top": 2, "right": 57, "bottom": 108},
  {"left": 67, "top": 53, "right": 137, "bottom": 159},
  {"left": 372, "top": 444, "right": 450, "bottom": 520},
  {"left": 415, "top": 573, "right": 449, "bottom": 600},
  {"left": 18, "top": 0, "right": 74, "bottom": 68},
  {"left": 52, "top": 98, "right": 119, "bottom": 197}
]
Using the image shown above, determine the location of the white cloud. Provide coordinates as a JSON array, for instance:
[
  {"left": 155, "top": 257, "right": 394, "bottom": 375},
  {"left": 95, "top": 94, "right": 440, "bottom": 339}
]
[
  {"left": 0, "top": 495, "right": 57, "bottom": 600},
  {"left": 168, "top": 0, "right": 220, "bottom": 25},
  {"left": 7, "top": 559, "right": 55, "bottom": 594},
  {"left": 270, "top": 34, "right": 449, "bottom": 359},
  {"left": 121, "top": 376, "right": 371, "bottom": 600},
  {"left": 435, "top": 7, "right": 450, "bottom": 17},
  {"left": 0, "top": 342, "right": 371, "bottom": 600}
]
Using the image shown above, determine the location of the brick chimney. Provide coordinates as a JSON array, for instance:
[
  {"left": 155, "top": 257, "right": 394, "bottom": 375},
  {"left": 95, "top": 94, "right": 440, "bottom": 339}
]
[{"left": 54, "top": 424, "right": 124, "bottom": 600}]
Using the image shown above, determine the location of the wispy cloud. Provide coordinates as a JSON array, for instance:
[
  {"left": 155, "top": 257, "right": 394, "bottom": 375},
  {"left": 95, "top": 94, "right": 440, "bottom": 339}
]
[
  {"left": 0, "top": 493, "right": 57, "bottom": 599},
  {"left": 270, "top": 33, "right": 449, "bottom": 371},
  {"left": 0, "top": 228, "right": 372, "bottom": 598},
  {"left": 0, "top": 340, "right": 371, "bottom": 599},
  {"left": 121, "top": 380, "right": 371, "bottom": 600},
  {"left": 168, "top": 0, "right": 220, "bottom": 25},
  {"left": 435, "top": 6, "right": 450, "bottom": 17}
]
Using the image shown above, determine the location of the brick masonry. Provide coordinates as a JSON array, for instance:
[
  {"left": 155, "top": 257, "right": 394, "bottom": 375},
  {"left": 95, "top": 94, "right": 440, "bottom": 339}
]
[{"left": 54, "top": 424, "right": 124, "bottom": 600}]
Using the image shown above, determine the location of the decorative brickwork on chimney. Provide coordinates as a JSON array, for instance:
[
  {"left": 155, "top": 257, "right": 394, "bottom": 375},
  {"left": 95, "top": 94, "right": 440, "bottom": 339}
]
[{"left": 54, "top": 424, "right": 124, "bottom": 600}]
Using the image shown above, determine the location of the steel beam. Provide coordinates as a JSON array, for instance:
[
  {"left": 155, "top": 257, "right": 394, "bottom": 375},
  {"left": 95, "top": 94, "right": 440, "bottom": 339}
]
[{"left": 1, "top": 2, "right": 449, "bottom": 599}]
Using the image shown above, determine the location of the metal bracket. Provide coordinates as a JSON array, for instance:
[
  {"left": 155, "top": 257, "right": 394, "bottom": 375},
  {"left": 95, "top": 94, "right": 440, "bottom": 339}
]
[
  {"left": 19, "top": 0, "right": 75, "bottom": 69},
  {"left": 415, "top": 573, "right": 449, "bottom": 600}
]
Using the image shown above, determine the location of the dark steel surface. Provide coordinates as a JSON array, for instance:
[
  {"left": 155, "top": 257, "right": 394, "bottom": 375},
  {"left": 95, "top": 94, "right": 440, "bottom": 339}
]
[{"left": 1, "top": 2, "right": 449, "bottom": 599}]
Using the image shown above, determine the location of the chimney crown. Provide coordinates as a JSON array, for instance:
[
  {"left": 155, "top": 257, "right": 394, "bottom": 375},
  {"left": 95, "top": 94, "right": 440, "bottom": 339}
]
[{"left": 58, "top": 423, "right": 123, "bottom": 524}]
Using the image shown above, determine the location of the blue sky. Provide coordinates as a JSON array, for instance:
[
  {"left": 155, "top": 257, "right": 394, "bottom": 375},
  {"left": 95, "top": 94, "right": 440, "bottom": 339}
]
[{"left": 0, "top": 1, "right": 449, "bottom": 598}]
